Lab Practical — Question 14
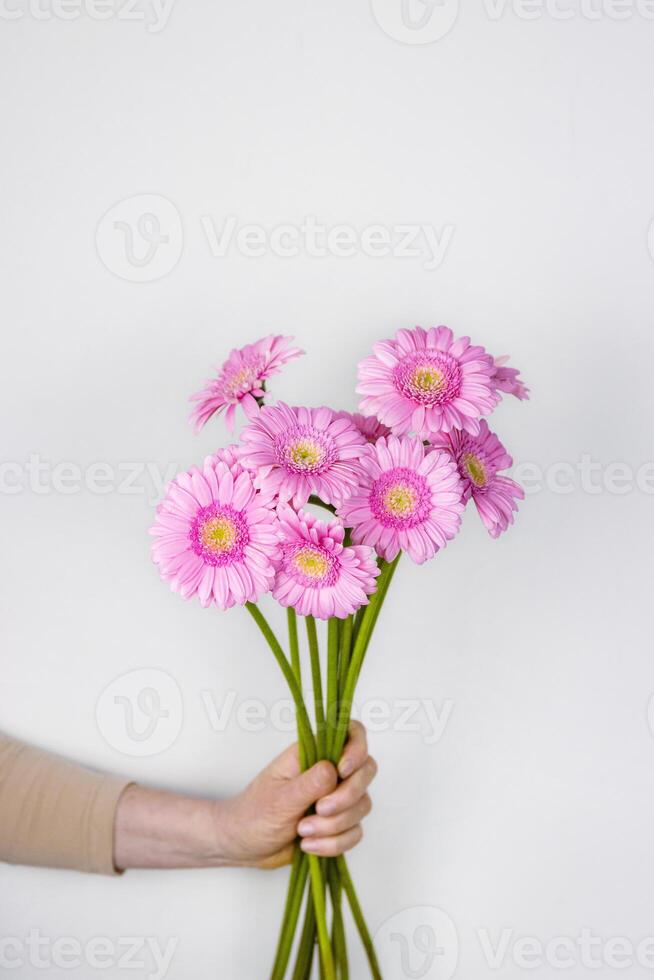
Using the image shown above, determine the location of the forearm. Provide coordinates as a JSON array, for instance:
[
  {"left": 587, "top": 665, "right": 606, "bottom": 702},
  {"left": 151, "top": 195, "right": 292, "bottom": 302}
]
[
  {"left": 1, "top": 729, "right": 373, "bottom": 875},
  {"left": 0, "top": 731, "right": 279, "bottom": 874},
  {"left": 0, "top": 732, "right": 131, "bottom": 875},
  {"left": 113, "top": 784, "right": 232, "bottom": 870}
]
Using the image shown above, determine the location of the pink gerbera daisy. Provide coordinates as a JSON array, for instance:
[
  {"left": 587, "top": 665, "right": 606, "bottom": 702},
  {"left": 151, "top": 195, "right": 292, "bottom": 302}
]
[
  {"left": 205, "top": 444, "right": 246, "bottom": 473},
  {"left": 189, "top": 335, "right": 303, "bottom": 433},
  {"left": 238, "top": 403, "right": 366, "bottom": 508},
  {"left": 491, "top": 355, "right": 530, "bottom": 401},
  {"left": 273, "top": 506, "right": 380, "bottom": 619},
  {"left": 336, "top": 411, "right": 391, "bottom": 444},
  {"left": 339, "top": 435, "right": 464, "bottom": 564},
  {"left": 150, "top": 458, "right": 279, "bottom": 609},
  {"left": 357, "top": 325, "right": 499, "bottom": 438},
  {"left": 431, "top": 421, "right": 524, "bottom": 538},
  {"left": 205, "top": 444, "right": 281, "bottom": 506}
]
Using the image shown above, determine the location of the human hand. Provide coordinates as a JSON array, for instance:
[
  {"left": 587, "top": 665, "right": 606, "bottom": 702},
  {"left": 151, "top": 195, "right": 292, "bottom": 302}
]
[
  {"left": 215, "top": 721, "right": 377, "bottom": 869},
  {"left": 113, "top": 722, "right": 376, "bottom": 872}
]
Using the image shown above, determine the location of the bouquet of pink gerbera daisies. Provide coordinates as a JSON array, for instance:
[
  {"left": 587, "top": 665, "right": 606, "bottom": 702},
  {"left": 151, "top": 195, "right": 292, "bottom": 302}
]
[{"left": 150, "top": 328, "right": 528, "bottom": 978}]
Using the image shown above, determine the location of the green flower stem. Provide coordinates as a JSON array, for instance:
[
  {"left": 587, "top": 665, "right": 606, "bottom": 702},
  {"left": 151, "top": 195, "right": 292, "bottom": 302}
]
[
  {"left": 352, "top": 606, "right": 365, "bottom": 645},
  {"left": 329, "top": 861, "right": 349, "bottom": 979},
  {"left": 288, "top": 605, "right": 301, "bottom": 686},
  {"left": 270, "top": 609, "right": 312, "bottom": 979},
  {"left": 270, "top": 851, "right": 310, "bottom": 980},
  {"left": 245, "top": 603, "right": 316, "bottom": 768},
  {"left": 337, "top": 856, "right": 382, "bottom": 980},
  {"left": 281, "top": 846, "right": 302, "bottom": 925},
  {"left": 338, "top": 616, "right": 353, "bottom": 702},
  {"left": 292, "top": 891, "right": 317, "bottom": 980},
  {"left": 249, "top": 605, "right": 334, "bottom": 978},
  {"left": 305, "top": 615, "right": 327, "bottom": 760},
  {"left": 349, "top": 542, "right": 399, "bottom": 654},
  {"left": 354, "top": 554, "right": 400, "bottom": 685},
  {"left": 248, "top": 546, "right": 402, "bottom": 980},
  {"left": 326, "top": 618, "right": 340, "bottom": 757},
  {"left": 330, "top": 555, "right": 400, "bottom": 764},
  {"left": 302, "top": 614, "right": 334, "bottom": 977},
  {"left": 329, "top": 556, "right": 400, "bottom": 977},
  {"left": 309, "top": 852, "right": 336, "bottom": 979},
  {"left": 286, "top": 607, "right": 306, "bottom": 769}
]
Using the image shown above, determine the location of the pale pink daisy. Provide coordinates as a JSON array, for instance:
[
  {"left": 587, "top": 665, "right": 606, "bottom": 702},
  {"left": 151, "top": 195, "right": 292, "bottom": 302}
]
[
  {"left": 189, "top": 335, "right": 303, "bottom": 433},
  {"left": 273, "top": 506, "right": 380, "bottom": 619},
  {"left": 336, "top": 411, "right": 391, "bottom": 444},
  {"left": 431, "top": 422, "right": 524, "bottom": 538},
  {"left": 357, "top": 325, "right": 499, "bottom": 438},
  {"left": 150, "top": 458, "right": 279, "bottom": 609},
  {"left": 205, "top": 444, "right": 281, "bottom": 506},
  {"left": 239, "top": 403, "right": 366, "bottom": 509},
  {"left": 339, "top": 435, "right": 464, "bottom": 564},
  {"left": 204, "top": 444, "right": 246, "bottom": 473},
  {"left": 491, "top": 355, "right": 530, "bottom": 401}
]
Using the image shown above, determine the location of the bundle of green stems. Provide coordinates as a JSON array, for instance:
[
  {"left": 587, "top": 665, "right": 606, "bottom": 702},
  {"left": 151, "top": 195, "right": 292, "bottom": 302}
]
[{"left": 246, "top": 550, "right": 400, "bottom": 979}]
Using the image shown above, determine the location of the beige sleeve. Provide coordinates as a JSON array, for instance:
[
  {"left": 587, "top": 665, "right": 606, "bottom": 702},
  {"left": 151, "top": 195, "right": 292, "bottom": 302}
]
[{"left": 0, "top": 732, "right": 132, "bottom": 876}]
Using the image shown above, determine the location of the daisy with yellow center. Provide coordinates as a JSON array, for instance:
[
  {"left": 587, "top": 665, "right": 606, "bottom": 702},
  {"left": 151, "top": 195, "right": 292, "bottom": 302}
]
[
  {"left": 222, "top": 364, "right": 260, "bottom": 399},
  {"left": 287, "top": 439, "right": 325, "bottom": 471},
  {"left": 411, "top": 364, "right": 445, "bottom": 395},
  {"left": 239, "top": 403, "right": 366, "bottom": 509},
  {"left": 200, "top": 515, "right": 238, "bottom": 554},
  {"left": 382, "top": 483, "right": 418, "bottom": 518},
  {"left": 150, "top": 459, "right": 279, "bottom": 609},
  {"left": 357, "top": 325, "right": 499, "bottom": 437},
  {"left": 273, "top": 506, "right": 380, "bottom": 619},
  {"left": 292, "top": 546, "right": 331, "bottom": 581},
  {"left": 339, "top": 435, "right": 464, "bottom": 563},
  {"left": 461, "top": 452, "right": 488, "bottom": 488},
  {"left": 189, "top": 334, "right": 303, "bottom": 433},
  {"left": 430, "top": 421, "right": 524, "bottom": 539}
]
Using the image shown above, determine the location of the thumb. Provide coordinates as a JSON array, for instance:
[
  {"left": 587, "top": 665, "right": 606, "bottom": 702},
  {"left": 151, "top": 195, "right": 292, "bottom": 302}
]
[{"left": 284, "top": 760, "right": 338, "bottom": 815}]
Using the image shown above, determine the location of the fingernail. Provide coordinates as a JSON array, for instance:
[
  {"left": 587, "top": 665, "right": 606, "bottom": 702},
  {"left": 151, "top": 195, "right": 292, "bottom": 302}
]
[
  {"left": 317, "top": 799, "right": 335, "bottom": 816},
  {"left": 339, "top": 760, "right": 354, "bottom": 778},
  {"left": 301, "top": 838, "right": 319, "bottom": 852},
  {"left": 298, "top": 820, "right": 315, "bottom": 836}
]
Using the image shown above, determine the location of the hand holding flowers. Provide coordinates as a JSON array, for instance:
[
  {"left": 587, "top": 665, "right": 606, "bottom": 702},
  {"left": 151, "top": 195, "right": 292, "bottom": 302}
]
[
  {"left": 216, "top": 721, "right": 375, "bottom": 870},
  {"left": 151, "top": 325, "right": 528, "bottom": 978}
]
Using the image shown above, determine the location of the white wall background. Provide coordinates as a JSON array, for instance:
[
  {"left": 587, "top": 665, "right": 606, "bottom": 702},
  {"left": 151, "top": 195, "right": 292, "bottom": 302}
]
[{"left": 2, "top": 1, "right": 654, "bottom": 978}]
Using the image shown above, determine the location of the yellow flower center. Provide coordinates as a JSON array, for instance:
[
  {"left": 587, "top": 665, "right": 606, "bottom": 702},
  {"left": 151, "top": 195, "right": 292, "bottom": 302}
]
[
  {"left": 226, "top": 368, "right": 249, "bottom": 391},
  {"left": 201, "top": 516, "right": 237, "bottom": 553},
  {"left": 412, "top": 364, "right": 444, "bottom": 393},
  {"left": 293, "top": 546, "right": 329, "bottom": 580},
  {"left": 223, "top": 359, "right": 262, "bottom": 397},
  {"left": 462, "top": 452, "right": 487, "bottom": 488},
  {"left": 289, "top": 440, "right": 324, "bottom": 470},
  {"left": 383, "top": 483, "right": 417, "bottom": 516}
]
